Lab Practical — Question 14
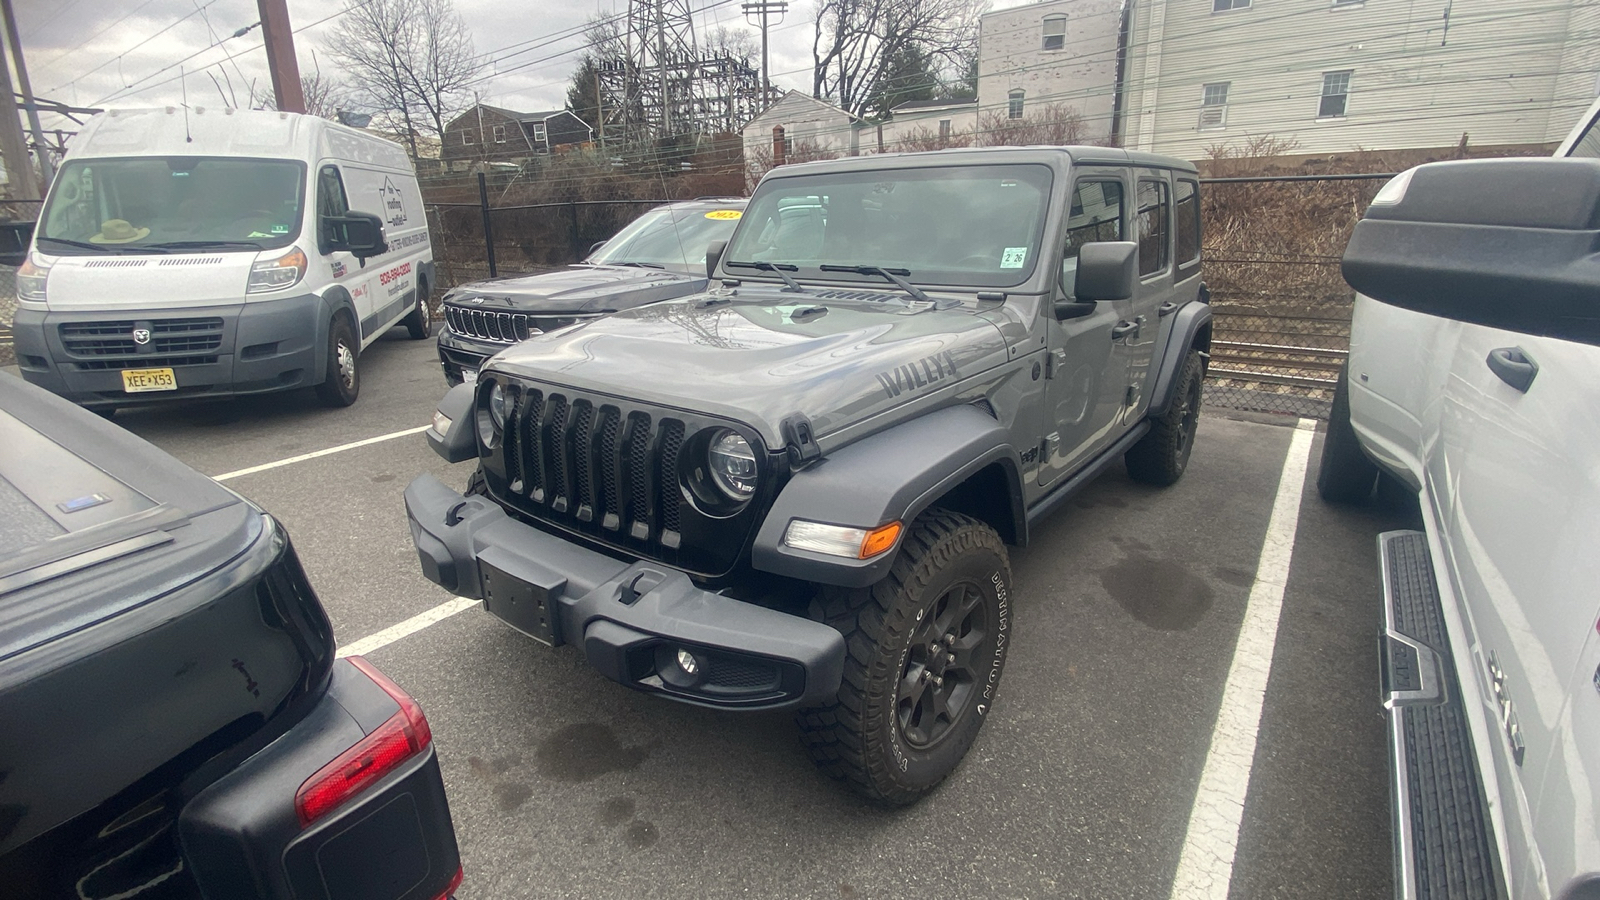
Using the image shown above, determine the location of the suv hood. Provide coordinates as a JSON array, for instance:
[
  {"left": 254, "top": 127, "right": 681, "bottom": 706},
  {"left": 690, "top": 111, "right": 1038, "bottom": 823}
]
[
  {"left": 487, "top": 287, "right": 1010, "bottom": 446},
  {"left": 448, "top": 265, "right": 702, "bottom": 314}
]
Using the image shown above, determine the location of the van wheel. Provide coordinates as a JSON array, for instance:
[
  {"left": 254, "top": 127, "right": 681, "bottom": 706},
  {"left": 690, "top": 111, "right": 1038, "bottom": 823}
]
[
  {"left": 796, "top": 508, "right": 1012, "bottom": 806},
  {"left": 404, "top": 277, "right": 432, "bottom": 340},
  {"left": 1126, "top": 349, "right": 1204, "bottom": 486},
  {"left": 1317, "top": 363, "right": 1380, "bottom": 503},
  {"left": 315, "top": 316, "right": 360, "bottom": 407}
]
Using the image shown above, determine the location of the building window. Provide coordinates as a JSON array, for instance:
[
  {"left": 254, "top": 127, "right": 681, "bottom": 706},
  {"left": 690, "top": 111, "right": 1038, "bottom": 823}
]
[
  {"left": 1319, "top": 70, "right": 1352, "bottom": 118},
  {"left": 532, "top": 122, "right": 548, "bottom": 142},
  {"left": 462, "top": 129, "right": 476, "bottom": 145},
  {"left": 492, "top": 124, "right": 507, "bottom": 143},
  {"left": 1042, "top": 15, "right": 1066, "bottom": 51},
  {"left": 1199, "top": 82, "right": 1229, "bottom": 129},
  {"left": 1008, "top": 89, "right": 1025, "bottom": 120},
  {"left": 939, "top": 119, "right": 952, "bottom": 139},
  {"left": 1137, "top": 179, "right": 1170, "bottom": 277},
  {"left": 1213, "top": 0, "right": 1250, "bottom": 11}
]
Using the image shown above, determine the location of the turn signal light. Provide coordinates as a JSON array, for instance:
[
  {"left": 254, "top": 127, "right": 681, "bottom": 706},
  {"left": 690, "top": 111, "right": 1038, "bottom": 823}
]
[
  {"left": 294, "top": 656, "right": 433, "bottom": 827},
  {"left": 859, "top": 521, "right": 903, "bottom": 559},
  {"left": 782, "top": 519, "right": 904, "bottom": 560}
]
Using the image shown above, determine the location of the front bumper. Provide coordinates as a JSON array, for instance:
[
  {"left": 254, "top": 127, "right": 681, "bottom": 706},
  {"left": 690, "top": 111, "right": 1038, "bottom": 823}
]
[
  {"left": 13, "top": 294, "right": 326, "bottom": 407},
  {"left": 404, "top": 473, "right": 846, "bottom": 711},
  {"left": 436, "top": 325, "right": 500, "bottom": 385}
]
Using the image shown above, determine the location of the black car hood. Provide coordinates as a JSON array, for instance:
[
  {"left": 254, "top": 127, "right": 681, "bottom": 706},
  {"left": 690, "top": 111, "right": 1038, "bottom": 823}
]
[
  {"left": 446, "top": 265, "right": 704, "bottom": 314},
  {"left": 486, "top": 285, "right": 1010, "bottom": 447}
]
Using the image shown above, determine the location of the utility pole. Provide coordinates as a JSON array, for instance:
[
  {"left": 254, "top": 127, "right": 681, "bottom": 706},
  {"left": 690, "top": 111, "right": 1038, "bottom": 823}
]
[
  {"left": 0, "top": 0, "right": 50, "bottom": 187},
  {"left": 594, "top": 69, "right": 605, "bottom": 150},
  {"left": 257, "top": 0, "right": 305, "bottom": 113},
  {"left": 0, "top": 24, "right": 34, "bottom": 200},
  {"left": 742, "top": 0, "right": 787, "bottom": 102}
]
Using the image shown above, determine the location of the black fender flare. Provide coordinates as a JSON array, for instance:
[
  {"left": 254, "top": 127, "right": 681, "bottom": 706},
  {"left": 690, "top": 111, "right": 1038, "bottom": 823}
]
[
  {"left": 312, "top": 288, "right": 359, "bottom": 382},
  {"left": 751, "top": 404, "right": 1026, "bottom": 588},
  {"left": 427, "top": 383, "right": 478, "bottom": 463},
  {"left": 1146, "top": 300, "right": 1213, "bottom": 417}
]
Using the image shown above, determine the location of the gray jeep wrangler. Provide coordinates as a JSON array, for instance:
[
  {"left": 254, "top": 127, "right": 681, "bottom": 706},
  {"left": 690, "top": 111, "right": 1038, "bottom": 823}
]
[{"left": 405, "top": 147, "right": 1211, "bottom": 805}]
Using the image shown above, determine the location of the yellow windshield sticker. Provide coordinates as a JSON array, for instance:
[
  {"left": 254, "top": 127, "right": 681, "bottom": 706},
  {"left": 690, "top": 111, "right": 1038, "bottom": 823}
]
[{"left": 705, "top": 209, "right": 742, "bottom": 220}]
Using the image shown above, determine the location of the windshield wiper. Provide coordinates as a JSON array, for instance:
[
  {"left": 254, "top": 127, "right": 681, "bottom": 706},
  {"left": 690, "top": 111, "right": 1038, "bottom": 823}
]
[
  {"left": 725, "top": 260, "right": 804, "bottom": 292},
  {"left": 143, "top": 240, "right": 265, "bottom": 251},
  {"left": 819, "top": 264, "right": 932, "bottom": 304},
  {"left": 36, "top": 236, "right": 149, "bottom": 253},
  {"left": 605, "top": 261, "right": 665, "bottom": 269}
]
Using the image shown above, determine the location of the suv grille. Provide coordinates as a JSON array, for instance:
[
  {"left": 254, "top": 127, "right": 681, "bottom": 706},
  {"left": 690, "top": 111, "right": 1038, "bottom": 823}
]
[
  {"left": 59, "top": 317, "right": 225, "bottom": 360},
  {"left": 484, "top": 381, "right": 768, "bottom": 576},
  {"left": 442, "top": 304, "right": 596, "bottom": 344}
]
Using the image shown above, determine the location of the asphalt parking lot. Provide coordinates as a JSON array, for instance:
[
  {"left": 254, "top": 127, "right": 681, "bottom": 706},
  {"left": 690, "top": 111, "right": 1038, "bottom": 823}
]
[{"left": 77, "top": 330, "right": 1414, "bottom": 899}]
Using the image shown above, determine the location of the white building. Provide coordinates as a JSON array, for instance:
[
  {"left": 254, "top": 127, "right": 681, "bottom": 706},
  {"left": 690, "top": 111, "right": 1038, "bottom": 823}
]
[
  {"left": 1120, "top": 0, "right": 1600, "bottom": 157},
  {"left": 873, "top": 99, "right": 980, "bottom": 151},
  {"left": 741, "top": 90, "right": 859, "bottom": 162},
  {"left": 976, "top": 0, "right": 1126, "bottom": 143}
]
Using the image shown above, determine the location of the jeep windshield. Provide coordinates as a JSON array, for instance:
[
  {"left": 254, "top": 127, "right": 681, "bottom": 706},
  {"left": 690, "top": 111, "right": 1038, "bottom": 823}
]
[
  {"left": 723, "top": 163, "right": 1052, "bottom": 288},
  {"left": 37, "top": 156, "right": 306, "bottom": 254},
  {"left": 587, "top": 205, "right": 744, "bottom": 276}
]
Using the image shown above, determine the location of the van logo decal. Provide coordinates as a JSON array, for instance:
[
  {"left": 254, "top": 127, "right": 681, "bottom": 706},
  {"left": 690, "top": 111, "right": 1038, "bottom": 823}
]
[
  {"left": 875, "top": 351, "right": 959, "bottom": 398},
  {"left": 379, "top": 176, "right": 408, "bottom": 228},
  {"left": 132, "top": 328, "right": 151, "bottom": 345}
]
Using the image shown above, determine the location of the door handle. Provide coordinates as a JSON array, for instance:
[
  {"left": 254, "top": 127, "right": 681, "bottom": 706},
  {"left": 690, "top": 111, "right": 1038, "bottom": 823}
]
[
  {"left": 1486, "top": 346, "right": 1538, "bottom": 393},
  {"left": 1158, "top": 301, "right": 1179, "bottom": 317},
  {"left": 1111, "top": 320, "right": 1139, "bottom": 340}
]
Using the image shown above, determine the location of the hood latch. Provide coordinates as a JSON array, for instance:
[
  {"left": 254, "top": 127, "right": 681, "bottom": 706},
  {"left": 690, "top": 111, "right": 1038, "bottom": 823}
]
[{"left": 781, "top": 414, "right": 822, "bottom": 467}]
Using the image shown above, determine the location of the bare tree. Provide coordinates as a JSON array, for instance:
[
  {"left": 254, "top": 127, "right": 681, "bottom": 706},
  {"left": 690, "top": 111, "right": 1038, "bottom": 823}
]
[
  {"left": 811, "top": 0, "right": 986, "bottom": 117},
  {"left": 325, "top": 0, "right": 483, "bottom": 158},
  {"left": 566, "top": 15, "right": 628, "bottom": 136},
  {"left": 975, "top": 104, "right": 1090, "bottom": 147},
  {"left": 250, "top": 73, "right": 351, "bottom": 120}
]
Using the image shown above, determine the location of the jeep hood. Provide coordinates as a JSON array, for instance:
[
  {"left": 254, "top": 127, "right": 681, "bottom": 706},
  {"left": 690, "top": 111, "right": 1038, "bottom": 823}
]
[
  {"left": 447, "top": 264, "right": 703, "bottom": 314},
  {"left": 487, "top": 289, "right": 1010, "bottom": 446}
]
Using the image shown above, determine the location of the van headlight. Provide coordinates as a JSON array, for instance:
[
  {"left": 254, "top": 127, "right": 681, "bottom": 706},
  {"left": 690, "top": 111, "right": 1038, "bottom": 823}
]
[
  {"left": 247, "top": 246, "right": 307, "bottom": 293},
  {"left": 707, "top": 429, "right": 758, "bottom": 499},
  {"left": 16, "top": 256, "right": 47, "bottom": 303}
]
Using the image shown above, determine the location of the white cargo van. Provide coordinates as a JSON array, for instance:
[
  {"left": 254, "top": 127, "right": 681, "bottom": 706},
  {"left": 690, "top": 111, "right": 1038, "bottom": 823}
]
[{"left": 8, "top": 107, "right": 435, "bottom": 411}]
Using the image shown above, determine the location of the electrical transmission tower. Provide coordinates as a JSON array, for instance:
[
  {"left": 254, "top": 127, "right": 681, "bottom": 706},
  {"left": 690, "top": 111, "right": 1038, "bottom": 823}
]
[{"left": 596, "top": 0, "right": 766, "bottom": 144}]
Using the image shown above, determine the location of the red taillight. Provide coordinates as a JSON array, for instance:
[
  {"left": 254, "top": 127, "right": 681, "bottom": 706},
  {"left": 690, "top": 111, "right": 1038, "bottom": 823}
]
[
  {"left": 433, "top": 865, "right": 464, "bottom": 900},
  {"left": 295, "top": 656, "right": 433, "bottom": 827}
]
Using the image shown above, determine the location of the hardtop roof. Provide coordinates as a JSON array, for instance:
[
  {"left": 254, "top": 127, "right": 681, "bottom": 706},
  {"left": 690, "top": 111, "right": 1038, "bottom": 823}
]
[{"left": 763, "top": 145, "right": 1199, "bottom": 178}]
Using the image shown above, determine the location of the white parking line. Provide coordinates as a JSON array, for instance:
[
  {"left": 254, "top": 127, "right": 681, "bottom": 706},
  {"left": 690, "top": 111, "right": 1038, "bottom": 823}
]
[
  {"left": 337, "top": 596, "right": 480, "bottom": 659},
  {"left": 1168, "top": 418, "right": 1317, "bottom": 900},
  {"left": 214, "top": 425, "right": 429, "bottom": 481}
]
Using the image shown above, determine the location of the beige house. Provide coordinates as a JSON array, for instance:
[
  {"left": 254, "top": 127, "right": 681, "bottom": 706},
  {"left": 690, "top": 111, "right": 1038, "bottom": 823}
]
[
  {"left": 873, "top": 99, "right": 980, "bottom": 152},
  {"left": 976, "top": 0, "right": 1125, "bottom": 143},
  {"left": 741, "top": 90, "right": 860, "bottom": 162},
  {"left": 1120, "top": 0, "right": 1600, "bottom": 157}
]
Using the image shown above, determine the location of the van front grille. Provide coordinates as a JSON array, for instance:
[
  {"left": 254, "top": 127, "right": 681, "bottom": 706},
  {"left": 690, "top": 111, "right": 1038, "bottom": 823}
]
[{"left": 59, "top": 318, "right": 225, "bottom": 358}]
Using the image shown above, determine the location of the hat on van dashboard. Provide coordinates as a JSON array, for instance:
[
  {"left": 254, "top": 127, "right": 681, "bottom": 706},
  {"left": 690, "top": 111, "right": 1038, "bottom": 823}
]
[{"left": 90, "top": 219, "right": 150, "bottom": 244}]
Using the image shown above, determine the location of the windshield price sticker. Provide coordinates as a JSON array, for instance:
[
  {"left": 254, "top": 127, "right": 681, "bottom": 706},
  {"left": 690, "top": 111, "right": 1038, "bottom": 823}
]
[
  {"left": 1001, "top": 247, "right": 1028, "bottom": 268},
  {"left": 705, "top": 209, "right": 742, "bottom": 220}
]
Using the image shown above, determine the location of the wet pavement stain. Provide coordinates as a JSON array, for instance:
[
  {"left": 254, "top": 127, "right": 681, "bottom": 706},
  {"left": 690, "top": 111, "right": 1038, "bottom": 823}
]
[
  {"left": 494, "top": 782, "right": 533, "bottom": 812},
  {"left": 371, "top": 473, "right": 396, "bottom": 483},
  {"left": 598, "top": 796, "right": 636, "bottom": 826},
  {"left": 1075, "top": 493, "right": 1129, "bottom": 510},
  {"left": 1099, "top": 553, "right": 1214, "bottom": 631},
  {"left": 536, "top": 723, "right": 649, "bottom": 782},
  {"left": 624, "top": 820, "right": 659, "bottom": 850},
  {"left": 1211, "top": 565, "right": 1255, "bottom": 588}
]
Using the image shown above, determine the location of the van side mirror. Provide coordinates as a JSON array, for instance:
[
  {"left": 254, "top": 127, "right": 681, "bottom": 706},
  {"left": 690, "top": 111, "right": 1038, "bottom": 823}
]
[
  {"left": 1073, "top": 241, "right": 1139, "bottom": 303},
  {"left": 1342, "top": 158, "right": 1600, "bottom": 346},
  {"left": 0, "top": 220, "right": 35, "bottom": 266},
  {"left": 322, "top": 212, "right": 387, "bottom": 261},
  {"left": 705, "top": 239, "right": 727, "bottom": 280}
]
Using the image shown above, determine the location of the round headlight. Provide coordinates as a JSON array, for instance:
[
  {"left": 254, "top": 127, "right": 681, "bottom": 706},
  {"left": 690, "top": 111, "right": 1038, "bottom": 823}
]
[
  {"left": 488, "top": 381, "right": 511, "bottom": 429},
  {"left": 707, "top": 430, "right": 758, "bottom": 499}
]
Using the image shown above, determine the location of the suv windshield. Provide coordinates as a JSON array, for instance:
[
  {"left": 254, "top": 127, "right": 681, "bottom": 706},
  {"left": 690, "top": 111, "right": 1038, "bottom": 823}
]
[
  {"left": 587, "top": 205, "right": 744, "bottom": 275},
  {"left": 723, "top": 163, "right": 1052, "bottom": 288},
  {"left": 39, "top": 156, "right": 306, "bottom": 252}
]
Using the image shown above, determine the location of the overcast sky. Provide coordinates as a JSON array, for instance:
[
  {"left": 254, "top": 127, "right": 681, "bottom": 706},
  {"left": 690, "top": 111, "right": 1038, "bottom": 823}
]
[{"left": 12, "top": 0, "right": 1028, "bottom": 133}]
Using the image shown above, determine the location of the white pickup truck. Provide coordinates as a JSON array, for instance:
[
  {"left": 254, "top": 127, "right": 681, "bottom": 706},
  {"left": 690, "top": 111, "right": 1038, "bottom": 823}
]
[{"left": 1322, "top": 100, "right": 1600, "bottom": 899}]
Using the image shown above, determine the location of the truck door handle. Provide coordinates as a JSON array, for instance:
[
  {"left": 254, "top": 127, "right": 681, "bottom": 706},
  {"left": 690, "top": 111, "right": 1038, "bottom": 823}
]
[
  {"left": 1158, "top": 301, "right": 1179, "bottom": 317},
  {"left": 1486, "top": 346, "right": 1538, "bottom": 393},
  {"left": 1111, "top": 321, "right": 1139, "bottom": 340}
]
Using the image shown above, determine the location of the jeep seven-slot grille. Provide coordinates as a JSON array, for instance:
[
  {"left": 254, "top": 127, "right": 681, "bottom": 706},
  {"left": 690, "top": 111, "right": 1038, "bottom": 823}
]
[
  {"left": 445, "top": 305, "right": 532, "bottom": 343},
  {"left": 59, "top": 317, "right": 224, "bottom": 359},
  {"left": 491, "top": 386, "right": 696, "bottom": 557}
]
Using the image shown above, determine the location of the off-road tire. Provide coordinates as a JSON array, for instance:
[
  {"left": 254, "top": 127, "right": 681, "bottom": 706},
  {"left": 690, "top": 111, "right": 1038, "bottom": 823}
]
[
  {"left": 1125, "top": 349, "right": 1204, "bottom": 486},
  {"left": 314, "top": 315, "right": 360, "bottom": 408},
  {"left": 404, "top": 277, "right": 432, "bottom": 340},
  {"left": 796, "top": 508, "right": 1013, "bottom": 806},
  {"left": 1317, "top": 363, "right": 1380, "bottom": 503}
]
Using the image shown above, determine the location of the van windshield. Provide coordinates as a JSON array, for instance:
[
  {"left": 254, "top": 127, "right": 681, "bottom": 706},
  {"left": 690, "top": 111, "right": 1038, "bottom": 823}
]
[{"left": 38, "top": 157, "right": 306, "bottom": 253}]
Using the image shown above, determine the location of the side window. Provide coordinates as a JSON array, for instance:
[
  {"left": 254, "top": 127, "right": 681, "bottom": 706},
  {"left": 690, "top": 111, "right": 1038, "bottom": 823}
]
[
  {"left": 1174, "top": 179, "right": 1201, "bottom": 270},
  {"left": 1136, "top": 178, "right": 1169, "bottom": 276},
  {"left": 1060, "top": 178, "right": 1124, "bottom": 296},
  {"left": 317, "top": 166, "right": 349, "bottom": 250},
  {"left": 1569, "top": 114, "right": 1600, "bottom": 159}
]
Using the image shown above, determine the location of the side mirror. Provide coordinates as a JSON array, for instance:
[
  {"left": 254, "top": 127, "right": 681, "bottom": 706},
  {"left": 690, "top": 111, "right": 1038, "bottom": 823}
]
[
  {"left": 323, "top": 212, "right": 387, "bottom": 261},
  {"left": 1073, "top": 241, "right": 1139, "bottom": 303},
  {"left": 1343, "top": 157, "right": 1600, "bottom": 346},
  {"left": 588, "top": 240, "right": 607, "bottom": 257},
  {"left": 705, "top": 239, "right": 728, "bottom": 280},
  {"left": 0, "top": 220, "right": 35, "bottom": 266}
]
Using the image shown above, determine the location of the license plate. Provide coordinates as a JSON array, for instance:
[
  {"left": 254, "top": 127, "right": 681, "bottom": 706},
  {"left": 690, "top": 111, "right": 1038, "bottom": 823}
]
[
  {"left": 461, "top": 368, "right": 478, "bottom": 384},
  {"left": 121, "top": 368, "right": 177, "bottom": 393}
]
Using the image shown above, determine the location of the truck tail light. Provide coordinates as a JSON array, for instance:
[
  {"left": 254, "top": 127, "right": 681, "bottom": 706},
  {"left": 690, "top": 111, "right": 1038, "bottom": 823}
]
[{"left": 295, "top": 656, "right": 433, "bottom": 827}]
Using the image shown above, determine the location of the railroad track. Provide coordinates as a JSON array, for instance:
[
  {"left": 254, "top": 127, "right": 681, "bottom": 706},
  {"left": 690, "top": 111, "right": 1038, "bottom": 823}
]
[{"left": 1206, "top": 339, "right": 1345, "bottom": 390}]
